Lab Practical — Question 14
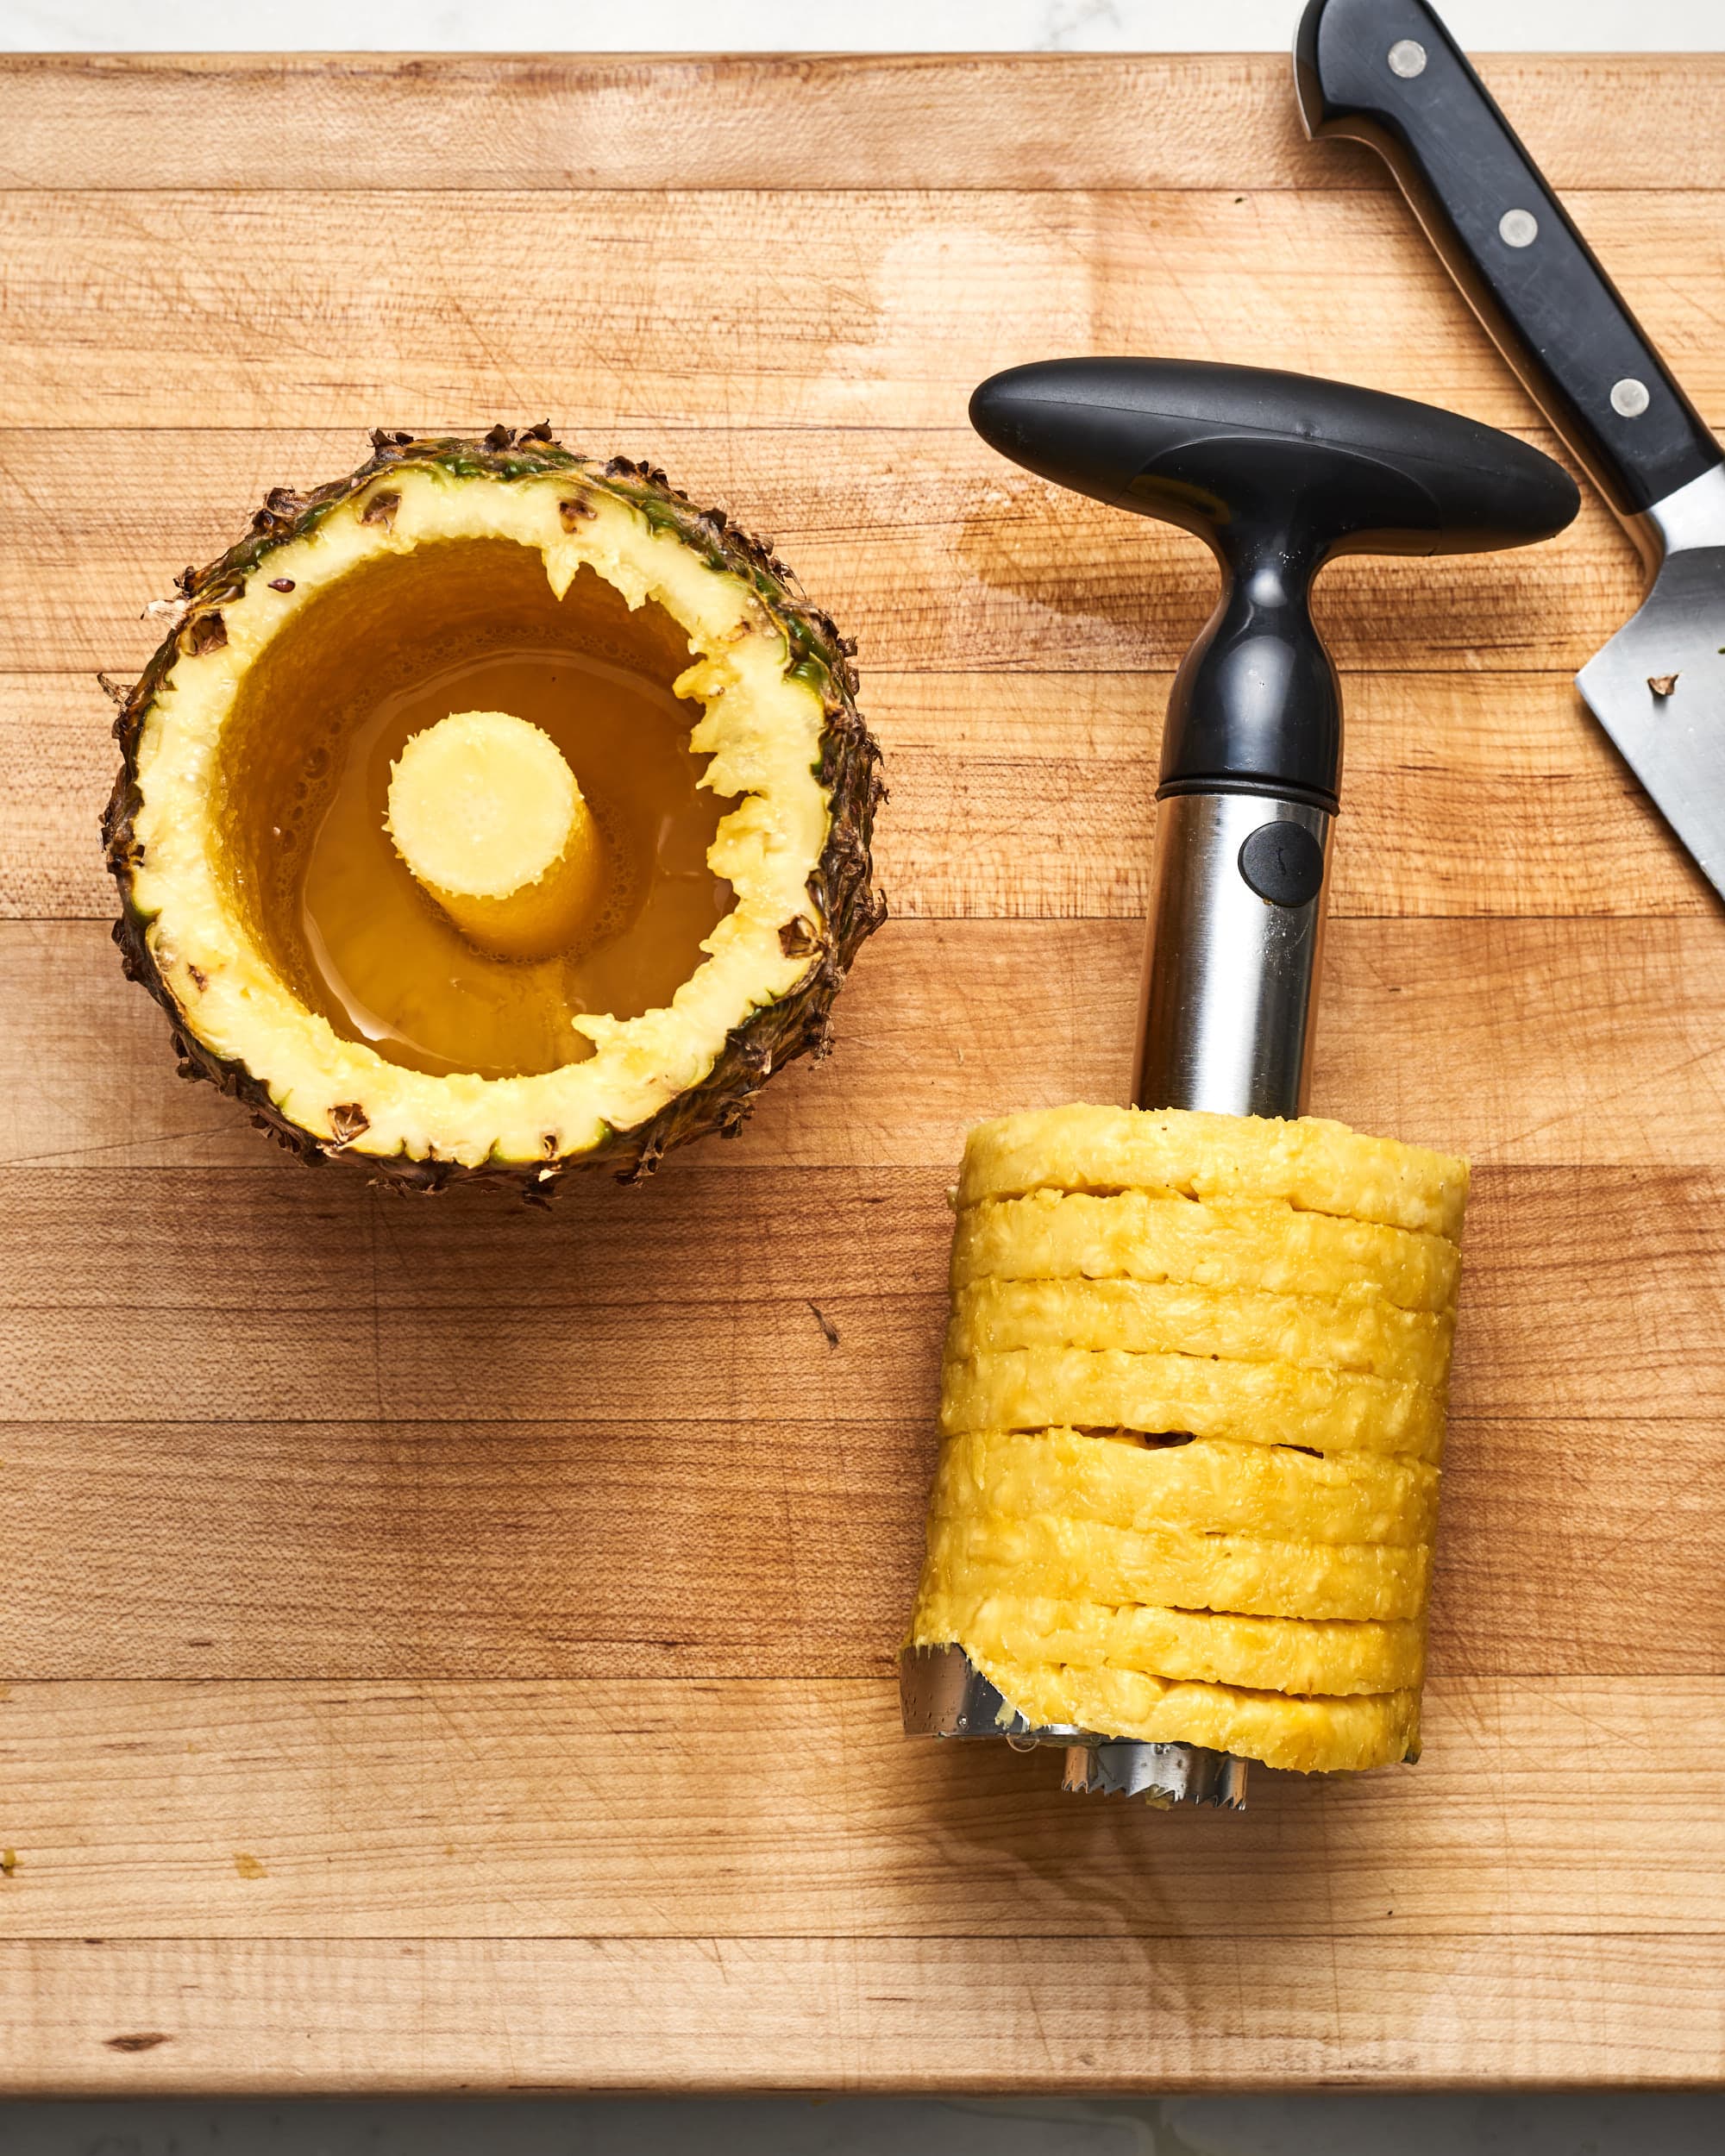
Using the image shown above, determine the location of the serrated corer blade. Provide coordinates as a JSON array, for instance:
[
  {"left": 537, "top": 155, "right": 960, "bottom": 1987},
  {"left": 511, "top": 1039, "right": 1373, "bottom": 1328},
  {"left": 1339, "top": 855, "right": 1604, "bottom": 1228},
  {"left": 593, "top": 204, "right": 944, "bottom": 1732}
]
[
  {"left": 1577, "top": 468, "right": 1725, "bottom": 903},
  {"left": 899, "top": 1646, "right": 1249, "bottom": 1809},
  {"left": 899, "top": 793, "right": 1333, "bottom": 1808}
]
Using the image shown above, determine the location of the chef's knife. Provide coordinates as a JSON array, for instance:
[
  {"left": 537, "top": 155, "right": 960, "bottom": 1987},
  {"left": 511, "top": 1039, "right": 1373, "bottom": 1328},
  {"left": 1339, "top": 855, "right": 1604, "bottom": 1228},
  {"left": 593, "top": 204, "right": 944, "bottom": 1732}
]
[{"left": 1295, "top": 0, "right": 1725, "bottom": 899}]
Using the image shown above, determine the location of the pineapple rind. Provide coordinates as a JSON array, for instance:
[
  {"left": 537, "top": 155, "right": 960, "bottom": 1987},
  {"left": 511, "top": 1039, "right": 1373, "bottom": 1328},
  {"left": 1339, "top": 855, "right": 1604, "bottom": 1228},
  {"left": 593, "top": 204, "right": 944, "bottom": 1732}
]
[{"left": 106, "top": 434, "right": 885, "bottom": 1187}]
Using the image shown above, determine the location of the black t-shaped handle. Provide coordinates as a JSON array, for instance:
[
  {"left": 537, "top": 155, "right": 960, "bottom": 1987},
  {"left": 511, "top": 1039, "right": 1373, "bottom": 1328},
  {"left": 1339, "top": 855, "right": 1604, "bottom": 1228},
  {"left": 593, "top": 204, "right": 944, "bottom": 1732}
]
[{"left": 970, "top": 356, "right": 1579, "bottom": 808}]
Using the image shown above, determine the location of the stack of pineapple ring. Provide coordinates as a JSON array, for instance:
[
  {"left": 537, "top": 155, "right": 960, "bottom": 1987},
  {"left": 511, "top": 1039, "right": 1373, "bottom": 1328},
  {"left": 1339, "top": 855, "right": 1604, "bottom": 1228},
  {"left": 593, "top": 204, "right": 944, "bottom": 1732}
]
[{"left": 906, "top": 1105, "right": 1469, "bottom": 1776}]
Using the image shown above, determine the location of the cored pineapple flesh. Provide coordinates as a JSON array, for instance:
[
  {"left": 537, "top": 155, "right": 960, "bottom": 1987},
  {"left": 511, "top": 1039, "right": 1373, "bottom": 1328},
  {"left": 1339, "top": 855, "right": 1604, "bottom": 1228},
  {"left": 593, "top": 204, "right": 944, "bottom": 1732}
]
[{"left": 907, "top": 1105, "right": 1469, "bottom": 1776}]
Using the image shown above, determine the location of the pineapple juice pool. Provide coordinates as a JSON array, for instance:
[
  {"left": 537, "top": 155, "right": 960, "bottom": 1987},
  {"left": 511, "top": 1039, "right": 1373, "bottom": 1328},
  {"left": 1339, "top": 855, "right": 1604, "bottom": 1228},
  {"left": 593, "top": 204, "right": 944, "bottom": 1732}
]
[{"left": 286, "top": 636, "right": 737, "bottom": 1080}]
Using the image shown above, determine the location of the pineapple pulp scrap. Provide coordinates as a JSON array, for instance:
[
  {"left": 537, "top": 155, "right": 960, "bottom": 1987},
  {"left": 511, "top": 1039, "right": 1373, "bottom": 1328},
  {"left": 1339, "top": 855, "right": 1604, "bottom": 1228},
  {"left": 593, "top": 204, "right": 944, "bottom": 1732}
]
[
  {"left": 909, "top": 1587, "right": 1424, "bottom": 1696},
  {"left": 910, "top": 1106, "right": 1465, "bottom": 1774},
  {"left": 952, "top": 1188, "right": 1461, "bottom": 1313},
  {"left": 932, "top": 1428, "right": 1440, "bottom": 1548},
  {"left": 948, "top": 1275, "right": 1453, "bottom": 1388},
  {"left": 958, "top": 1105, "right": 1468, "bottom": 1240}
]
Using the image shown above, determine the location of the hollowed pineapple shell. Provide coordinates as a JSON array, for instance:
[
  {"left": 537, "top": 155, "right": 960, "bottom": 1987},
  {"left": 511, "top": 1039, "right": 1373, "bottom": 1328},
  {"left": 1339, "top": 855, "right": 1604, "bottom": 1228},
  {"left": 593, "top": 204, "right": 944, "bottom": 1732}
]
[{"left": 104, "top": 428, "right": 886, "bottom": 1192}]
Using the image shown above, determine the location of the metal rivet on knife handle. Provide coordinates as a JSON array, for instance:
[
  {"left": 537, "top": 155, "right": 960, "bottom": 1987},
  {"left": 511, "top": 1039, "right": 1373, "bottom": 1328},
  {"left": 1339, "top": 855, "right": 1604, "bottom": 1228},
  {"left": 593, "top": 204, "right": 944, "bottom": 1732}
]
[
  {"left": 1387, "top": 38, "right": 1427, "bottom": 77},
  {"left": 1498, "top": 209, "right": 1539, "bottom": 248},
  {"left": 1295, "top": 1, "right": 1725, "bottom": 895}
]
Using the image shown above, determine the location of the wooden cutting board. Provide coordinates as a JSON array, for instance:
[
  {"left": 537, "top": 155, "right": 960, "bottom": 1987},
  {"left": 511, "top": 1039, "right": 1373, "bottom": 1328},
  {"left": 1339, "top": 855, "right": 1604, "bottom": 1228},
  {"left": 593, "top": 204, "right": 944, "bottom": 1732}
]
[{"left": 3, "top": 50, "right": 1723, "bottom": 2095}]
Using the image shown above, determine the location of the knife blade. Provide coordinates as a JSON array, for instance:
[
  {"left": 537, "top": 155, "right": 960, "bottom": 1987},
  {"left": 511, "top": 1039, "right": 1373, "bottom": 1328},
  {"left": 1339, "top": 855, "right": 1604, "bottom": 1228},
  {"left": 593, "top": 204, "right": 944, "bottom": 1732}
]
[{"left": 1295, "top": 0, "right": 1725, "bottom": 899}]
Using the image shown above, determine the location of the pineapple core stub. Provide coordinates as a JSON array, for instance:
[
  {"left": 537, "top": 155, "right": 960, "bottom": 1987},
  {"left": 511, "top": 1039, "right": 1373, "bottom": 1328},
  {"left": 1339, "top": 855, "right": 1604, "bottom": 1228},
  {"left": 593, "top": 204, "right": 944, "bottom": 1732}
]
[{"left": 386, "top": 708, "right": 605, "bottom": 960}]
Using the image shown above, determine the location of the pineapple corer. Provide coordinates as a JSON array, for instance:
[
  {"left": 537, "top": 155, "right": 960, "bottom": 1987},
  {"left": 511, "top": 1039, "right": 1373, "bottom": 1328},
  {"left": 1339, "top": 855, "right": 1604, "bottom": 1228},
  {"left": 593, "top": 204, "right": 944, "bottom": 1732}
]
[{"left": 900, "top": 360, "right": 1578, "bottom": 1807}]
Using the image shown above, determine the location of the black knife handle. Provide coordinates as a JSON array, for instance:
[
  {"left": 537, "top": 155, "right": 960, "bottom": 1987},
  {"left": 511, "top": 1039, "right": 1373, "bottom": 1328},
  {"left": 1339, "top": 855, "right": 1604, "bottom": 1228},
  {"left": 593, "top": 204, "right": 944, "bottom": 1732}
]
[{"left": 1295, "top": 0, "right": 1722, "bottom": 519}]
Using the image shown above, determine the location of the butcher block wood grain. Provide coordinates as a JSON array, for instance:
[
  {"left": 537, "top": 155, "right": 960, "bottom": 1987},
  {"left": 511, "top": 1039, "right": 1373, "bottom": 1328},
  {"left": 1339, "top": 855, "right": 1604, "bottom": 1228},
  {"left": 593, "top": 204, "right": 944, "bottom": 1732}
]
[
  {"left": 0, "top": 426, "right": 1648, "bottom": 675},
  {"left": 9, "top": 189, "right": 1725, "bottom": 432},
  {"left": 6, "top": 673, "right": 1710, "bottom": 922},
  {"left": 2, "top": 50, "right": 1722, "bottom": 2096}
]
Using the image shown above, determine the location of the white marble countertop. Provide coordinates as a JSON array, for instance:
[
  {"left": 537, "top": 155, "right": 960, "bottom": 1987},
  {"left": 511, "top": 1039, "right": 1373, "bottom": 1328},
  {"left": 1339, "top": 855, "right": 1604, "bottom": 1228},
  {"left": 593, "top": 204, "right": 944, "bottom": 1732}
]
[{"left": 2, "top": 0, "right": 1721, "bottom": 53}]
